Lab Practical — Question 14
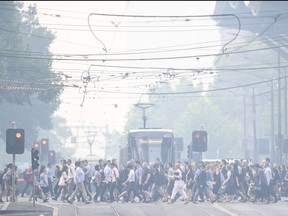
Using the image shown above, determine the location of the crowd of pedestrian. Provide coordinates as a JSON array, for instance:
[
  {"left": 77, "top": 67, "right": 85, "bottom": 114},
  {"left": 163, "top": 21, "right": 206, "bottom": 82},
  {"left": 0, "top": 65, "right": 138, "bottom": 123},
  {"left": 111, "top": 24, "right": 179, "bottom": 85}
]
[{"left": 1, "top": 157, "right": 288, "bottom": 205}]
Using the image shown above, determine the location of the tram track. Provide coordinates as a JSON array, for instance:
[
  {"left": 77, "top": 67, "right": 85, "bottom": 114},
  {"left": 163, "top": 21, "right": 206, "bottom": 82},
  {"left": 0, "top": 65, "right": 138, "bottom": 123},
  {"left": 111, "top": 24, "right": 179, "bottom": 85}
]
[
  {"left": 156, "top": 202, "right": 176, "bottom": 216},
  {"left": 157, "top": 201, "right": 239, "bottom": 216},
  {"left": 109, "top": 203, "right": 121, "bottom": 216}
]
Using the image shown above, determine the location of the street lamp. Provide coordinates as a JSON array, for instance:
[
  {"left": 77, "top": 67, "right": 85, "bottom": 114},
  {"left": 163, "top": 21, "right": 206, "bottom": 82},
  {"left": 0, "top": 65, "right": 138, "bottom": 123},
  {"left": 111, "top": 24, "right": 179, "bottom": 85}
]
[{"left": 134, "top": 102, "right": 154, "bottom": 129}]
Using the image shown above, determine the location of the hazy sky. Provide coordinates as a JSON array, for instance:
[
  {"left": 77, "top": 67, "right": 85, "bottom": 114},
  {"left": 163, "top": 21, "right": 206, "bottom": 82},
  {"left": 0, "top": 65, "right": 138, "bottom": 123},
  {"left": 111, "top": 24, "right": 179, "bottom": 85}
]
[{"left": 23, "top": 1, "right": 219, "bottom": 157}]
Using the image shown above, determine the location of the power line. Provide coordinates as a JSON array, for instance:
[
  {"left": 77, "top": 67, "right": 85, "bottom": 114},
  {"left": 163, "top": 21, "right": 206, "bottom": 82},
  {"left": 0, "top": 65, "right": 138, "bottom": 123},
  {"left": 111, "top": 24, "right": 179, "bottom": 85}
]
[
  {"left": 84, "top": 75, "right": 288, "bottom": 96},
  {"left": 88, "top": 12, "right": 241, "bottom": 54}
]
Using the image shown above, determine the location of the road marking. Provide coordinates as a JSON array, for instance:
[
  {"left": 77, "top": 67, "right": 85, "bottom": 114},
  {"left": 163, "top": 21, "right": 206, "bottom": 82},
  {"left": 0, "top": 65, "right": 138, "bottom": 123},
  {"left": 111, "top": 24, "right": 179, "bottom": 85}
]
[
  {"left": 109, "top": 204, "right": 120, "bottom": 216},
  {"left": 1, "top": 202, "right": 10, "bottom": 211},
  {"left": 38, "top": 202, "right": 59, "bottom": 216},
  {"left": 212, "top": 203, "right": 239, "bottom": 216}
]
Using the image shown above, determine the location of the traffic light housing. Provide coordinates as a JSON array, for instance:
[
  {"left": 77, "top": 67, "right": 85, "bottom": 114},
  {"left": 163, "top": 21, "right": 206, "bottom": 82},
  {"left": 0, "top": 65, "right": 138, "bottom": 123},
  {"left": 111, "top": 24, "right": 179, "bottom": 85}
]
[
  {"left": 31, "top": 148, "right": 40, "bottom": 170},
  {"left": 48, "top": 150, "right": 56, "bottom": 164},
  {"left": 40, "top": 138, "right": 49, "bottom": 158},
  {"left": 6, "top": 128, "right": 25, "bottom": 154},
  {"left": 192, "top": 131, "right": 207, "bottom": 152}
]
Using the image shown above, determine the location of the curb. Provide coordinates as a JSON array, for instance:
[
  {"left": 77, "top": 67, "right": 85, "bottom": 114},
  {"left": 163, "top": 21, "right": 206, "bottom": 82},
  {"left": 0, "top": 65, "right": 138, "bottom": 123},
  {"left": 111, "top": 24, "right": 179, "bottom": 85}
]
[{"left": 34, "top": 202, "right": 59, "bottom": 216}]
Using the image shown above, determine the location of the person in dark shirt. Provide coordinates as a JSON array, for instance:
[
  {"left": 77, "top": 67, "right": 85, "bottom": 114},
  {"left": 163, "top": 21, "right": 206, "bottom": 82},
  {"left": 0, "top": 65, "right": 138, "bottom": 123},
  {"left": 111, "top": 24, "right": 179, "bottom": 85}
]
[
  {"left": 141, "top": 162, "right": 153, "bottom": 202},
  {"left": 197, "top": 164, "right": 207, "bottom": 202}
]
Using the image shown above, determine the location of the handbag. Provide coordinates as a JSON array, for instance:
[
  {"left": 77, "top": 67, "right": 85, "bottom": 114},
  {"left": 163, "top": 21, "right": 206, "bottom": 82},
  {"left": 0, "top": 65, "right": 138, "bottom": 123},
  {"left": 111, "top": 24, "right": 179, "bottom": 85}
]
[{"left": 58, "top": 175, "right": 66, "bottom": 187}]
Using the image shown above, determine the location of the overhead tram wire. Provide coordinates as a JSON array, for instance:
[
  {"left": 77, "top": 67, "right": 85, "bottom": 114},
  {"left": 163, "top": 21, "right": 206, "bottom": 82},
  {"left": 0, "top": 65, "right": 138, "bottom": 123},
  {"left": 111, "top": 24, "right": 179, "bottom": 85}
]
[
  {"left": 2, "top": 43, "right": 287, "bottom": 62},
  {"left": 2, "top": 32, "right": 288, "bottom": 58},
  {"left": 214, "top": 12, "right": 288, "bottom": 66},
  {"left": 86, "top": 75, "right": 288, "bottom": 96},
  {"left": 88, "top": 13, "right": 241, "bottom": 54},
  {"left": 3, "top": 2, "right": 288, "bottom": 20},
  {"left": 1, "top": 18, "right": 286, "bottom": 56}
]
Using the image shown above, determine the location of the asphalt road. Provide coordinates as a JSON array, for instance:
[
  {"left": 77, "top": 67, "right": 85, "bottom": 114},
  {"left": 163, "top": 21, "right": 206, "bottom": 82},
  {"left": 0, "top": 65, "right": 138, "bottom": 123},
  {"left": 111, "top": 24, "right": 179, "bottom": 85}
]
[{"left": 1, "top": 197, "right": 288, "bottom": 216}]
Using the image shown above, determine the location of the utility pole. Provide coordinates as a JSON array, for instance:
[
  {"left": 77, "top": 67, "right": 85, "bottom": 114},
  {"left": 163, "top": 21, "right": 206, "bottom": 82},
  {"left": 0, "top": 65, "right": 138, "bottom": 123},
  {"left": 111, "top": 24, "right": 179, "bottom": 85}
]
[
  {"left": 285, "top": 68, "right": 287, "bottom": 162},
  {"left": 243, "top": 95, "right": 248, "bottom": 159},
  {"left": 11, "top": 122, "right": 16, "bottom": 202},
  {"left": 271, "top": 80, "right": 275, "bottom": 162},
  {"left": 277, "top": 45, "right": 282, "bottom": 164},
  {"left": 285, "top": 68, "right": 287, "bottom": 140},
  {"left": 252, "top": 88, "right": 258, "bottom": 163}
]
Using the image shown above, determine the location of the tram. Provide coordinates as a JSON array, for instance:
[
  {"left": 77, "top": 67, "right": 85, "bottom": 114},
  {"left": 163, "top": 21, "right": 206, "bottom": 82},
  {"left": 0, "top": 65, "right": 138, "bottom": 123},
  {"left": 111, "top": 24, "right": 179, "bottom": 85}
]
[{"left": 119, "top": 128, "right": 175, "bottom": 167}]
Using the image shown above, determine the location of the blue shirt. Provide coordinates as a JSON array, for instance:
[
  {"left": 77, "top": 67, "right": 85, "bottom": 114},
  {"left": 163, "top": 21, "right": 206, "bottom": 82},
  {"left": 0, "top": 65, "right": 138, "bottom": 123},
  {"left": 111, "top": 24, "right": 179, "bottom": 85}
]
[
  {"left": 33, "top": 169, "right": 40, "bottom": 182},
  {"left": 46, "top": 167, "right": 52, "bottom": 179},
  {"left": 76, "top": 167, "right": 85, "bottom": 182}
]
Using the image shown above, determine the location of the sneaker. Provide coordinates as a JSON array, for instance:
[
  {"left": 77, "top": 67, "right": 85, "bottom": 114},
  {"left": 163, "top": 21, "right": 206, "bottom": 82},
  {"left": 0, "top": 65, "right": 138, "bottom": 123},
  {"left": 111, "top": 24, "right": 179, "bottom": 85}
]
[{"left": 67, "top": 199, "right": 73, "bottom": 204}]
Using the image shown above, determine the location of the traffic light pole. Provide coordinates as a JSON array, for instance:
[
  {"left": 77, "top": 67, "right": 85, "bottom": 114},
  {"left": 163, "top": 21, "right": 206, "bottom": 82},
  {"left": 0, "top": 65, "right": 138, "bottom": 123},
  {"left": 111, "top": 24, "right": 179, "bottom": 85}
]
[
  {"left": 11, "top": 122, "right": 16, "bottom": 202},
  {"left": 31, "top": 148, "right": 36, "bottom": 207},
  {"left": 32, "top": 172, "right": 35, "bottom": 207},
  {"left": 12, "top": 154, "right": 16, "bottom": 202}
]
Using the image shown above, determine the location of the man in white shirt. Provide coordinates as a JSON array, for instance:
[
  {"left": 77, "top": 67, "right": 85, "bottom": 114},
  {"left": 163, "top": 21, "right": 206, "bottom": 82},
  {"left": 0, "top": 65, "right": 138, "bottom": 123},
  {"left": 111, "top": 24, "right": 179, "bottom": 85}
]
[
  {"left": 100, "top": 160, "right": 112, "bottom": 202},
  {"left": 123, "top": 164, "right": 142, "bottom": 203},
  {"left": 263, "top": 161, "right": 278, "bottom": 203},
  {"left": 109, "top": 162, "right": 122, "bottom": 202},
  {"left": 67, "top": 159, "right": 76, "bottom": 198}
]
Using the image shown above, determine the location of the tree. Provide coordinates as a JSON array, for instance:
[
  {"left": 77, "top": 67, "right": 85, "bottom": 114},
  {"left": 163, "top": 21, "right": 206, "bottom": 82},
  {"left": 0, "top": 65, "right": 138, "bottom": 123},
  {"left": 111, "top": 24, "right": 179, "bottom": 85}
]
[
  {"left": 124, "top": 76, "right": 243, "bottom": 159},
  {"left": 174, "top": 98, "right": 242, "bottom": 158},
  {"left": 0, "top": 2, "right": 63, "bottom": 147}
]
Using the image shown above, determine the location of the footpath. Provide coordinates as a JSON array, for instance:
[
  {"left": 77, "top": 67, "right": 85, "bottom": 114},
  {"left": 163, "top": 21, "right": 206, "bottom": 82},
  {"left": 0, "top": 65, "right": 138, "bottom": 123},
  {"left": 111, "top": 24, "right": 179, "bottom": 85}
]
[{"left": 0, "top": 196, "right": 75, "bottom": 216}]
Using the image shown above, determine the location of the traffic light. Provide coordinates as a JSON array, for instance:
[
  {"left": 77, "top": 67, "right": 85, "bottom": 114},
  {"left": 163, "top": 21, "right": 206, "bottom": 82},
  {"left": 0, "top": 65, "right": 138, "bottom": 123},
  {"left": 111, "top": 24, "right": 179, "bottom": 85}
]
[
  {"left": 6, "top": 128, "right": 25, "bottom": 154},
  {"left": 48, "top": 150, "right": 56, "bottom": 164},
  {"left": 192, "top": 131, "right": 207, "bottom": 152},
  {"left": 187, "top": 144, "right": 192, "bottom": 159},
  {"left": 33, "top": 141, "right": 40, "bottom": 151},
  {"left": 31, "top": 148, "right": 40, "bottom": 170},
  {"left": 40, "top": 138, "right": 49, "bottom": 158}
]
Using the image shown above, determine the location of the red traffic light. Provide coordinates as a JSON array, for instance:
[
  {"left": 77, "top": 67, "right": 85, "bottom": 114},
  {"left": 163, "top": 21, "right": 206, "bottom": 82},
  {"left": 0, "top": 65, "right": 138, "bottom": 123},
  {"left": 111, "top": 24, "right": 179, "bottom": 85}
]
[
  {"left": 41, "top": 139, "right": 47, "bottom": 145},
  {"left": 194, "top": 133, "right": 200, "bottom": 139},
  {"left": 192, "top": 130, "right": 207, "bottom": 152},
  {"left": 34, "top": 142, "right": 39, "bottom": 148}
]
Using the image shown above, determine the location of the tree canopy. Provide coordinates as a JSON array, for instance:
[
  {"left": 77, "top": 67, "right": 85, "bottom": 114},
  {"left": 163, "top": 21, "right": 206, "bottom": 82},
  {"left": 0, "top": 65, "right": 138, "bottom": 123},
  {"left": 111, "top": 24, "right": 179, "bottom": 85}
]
[{"left": 0, "top": 1, "right": 63, "bottom": 147}]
